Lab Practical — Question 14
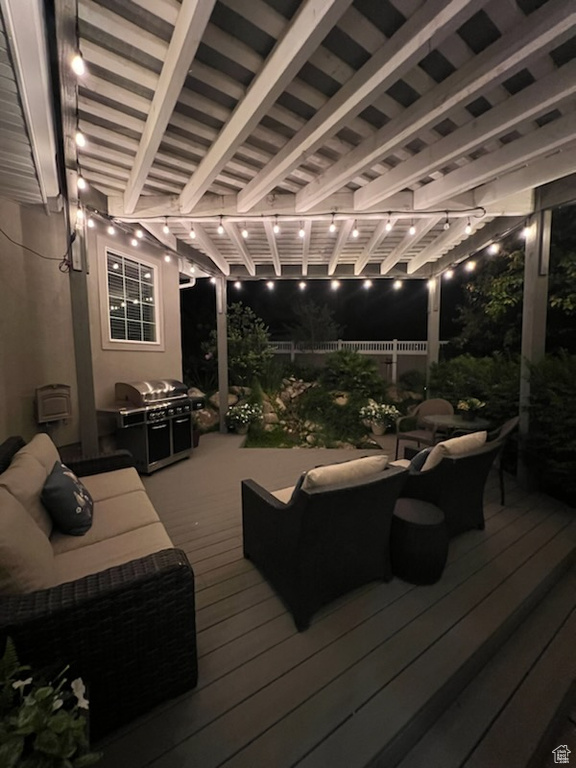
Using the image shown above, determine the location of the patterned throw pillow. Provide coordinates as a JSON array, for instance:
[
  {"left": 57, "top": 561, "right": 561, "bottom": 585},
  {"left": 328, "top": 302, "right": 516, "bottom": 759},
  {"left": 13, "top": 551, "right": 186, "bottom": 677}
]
[
  {"left": 409, "top": 447, "right": 433, "bottom": 472},
  {"left": 41, "top": 462, "right": 94, "bottom": 536}
]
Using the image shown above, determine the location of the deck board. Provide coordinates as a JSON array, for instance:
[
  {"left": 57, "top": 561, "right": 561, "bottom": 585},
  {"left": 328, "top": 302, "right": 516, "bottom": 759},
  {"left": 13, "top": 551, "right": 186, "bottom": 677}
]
[{"left": 98, "top": 434, "right": 576, "bottom": 768}]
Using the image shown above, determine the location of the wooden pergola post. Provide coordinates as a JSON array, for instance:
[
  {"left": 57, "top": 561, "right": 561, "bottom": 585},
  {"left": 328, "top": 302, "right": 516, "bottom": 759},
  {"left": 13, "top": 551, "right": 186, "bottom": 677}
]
[
  {"left": 517, "top": 208, "right": 551, "bottom": 487},
  {"left": 216, "top": 277, "right": 229, "bottom": 433},
  {"left": 426, "top": 276, "right": 441, "bottom": 393}
]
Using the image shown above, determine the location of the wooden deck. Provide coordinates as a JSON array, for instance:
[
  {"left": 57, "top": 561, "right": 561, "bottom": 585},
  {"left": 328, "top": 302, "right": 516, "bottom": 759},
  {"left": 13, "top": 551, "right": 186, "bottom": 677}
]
[{"left": 98, "top": 434, "right": 576, "bottom": 768}]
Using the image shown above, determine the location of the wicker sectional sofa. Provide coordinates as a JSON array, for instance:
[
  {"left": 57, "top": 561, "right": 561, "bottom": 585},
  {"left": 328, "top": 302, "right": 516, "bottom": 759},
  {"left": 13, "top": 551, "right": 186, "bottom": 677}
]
[{"left": 0, "top": 433, "right": 197, "bottom": 739}]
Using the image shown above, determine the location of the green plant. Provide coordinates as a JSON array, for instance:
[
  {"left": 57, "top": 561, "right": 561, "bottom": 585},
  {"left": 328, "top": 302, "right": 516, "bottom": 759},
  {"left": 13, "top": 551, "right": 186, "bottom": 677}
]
[
  {"left": 0, "top": 639, "right": 101, "bottom": 767},
  {"left": 225, "top": 402, "right": 263, "bottom": 427},
  {"left": 320, "top": 350, "right": 385, "bottom": 398},
  {"left": 359, "top": 401, "right": 401, "bottom": 428},
  {"left": 398, "top": 368, "right": 426, "bottom": 395}
]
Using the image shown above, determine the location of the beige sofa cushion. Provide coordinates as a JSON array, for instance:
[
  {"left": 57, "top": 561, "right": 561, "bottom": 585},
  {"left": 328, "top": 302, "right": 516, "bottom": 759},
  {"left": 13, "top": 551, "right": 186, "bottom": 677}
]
[
  {"left": 53, "top": 522, "right": 173, "bottom": 586},
  {"left": 51, "top": 490, "right": 160, "bottom": 554},
  {"left": 271, "top": 486, "right": 297, "bottom": 504},
  {"left": 422, "top": 431, "right": 488, "bottom": 472},
  {"left": 0, "top": 436, "right": 58, "bottom": 537},
  {"left": 0, "top": 488, "right": 55, "bottom": 594},
  {"left": 80, "top": 467, "right": 145, "bottom": 503},
  {"left": 302, "top": 455, "right": 388, "bottom": 491}
]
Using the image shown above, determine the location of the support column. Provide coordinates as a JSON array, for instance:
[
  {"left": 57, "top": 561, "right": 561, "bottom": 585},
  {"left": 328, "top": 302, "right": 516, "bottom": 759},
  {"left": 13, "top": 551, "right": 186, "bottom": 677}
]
[
  {"left": 518, "top": 209, "right": 551, "bottom": 487},
  {"left": 216, "top": 277, "right": 229, "bottom": 433},
  {"left": 426, "top": 277, "right": 441, "bottom": 393},
  {"left": 391, "top": 339, "right": 398, "bottom": 384}
]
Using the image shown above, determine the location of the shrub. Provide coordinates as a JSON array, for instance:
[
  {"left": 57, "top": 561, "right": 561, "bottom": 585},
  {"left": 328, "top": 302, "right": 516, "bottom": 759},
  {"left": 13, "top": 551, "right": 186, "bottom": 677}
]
[
  {"left": 320, "top": 350, "right": 385, "bottom": 398},
  {"left": 398, "top": 368, "right": 426, "bottom": 395},
  {"left": 296, "top": 387, "right": 369, "bottom": 443}
]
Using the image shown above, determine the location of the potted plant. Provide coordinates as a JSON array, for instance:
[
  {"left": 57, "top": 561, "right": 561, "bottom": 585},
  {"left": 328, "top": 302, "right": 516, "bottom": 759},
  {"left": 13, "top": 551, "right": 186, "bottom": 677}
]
[
  {"left": 359, "top": 401, "right": 401, "bottom": 436},
  {"left": 0, "top": 638, "right": 102, "bottom": 767},
  {"left": 225, "top": 402, "right": 263, "bottom": 435},
  {"left": 457, "top": 397, "right": 486, "bottom": 421}
]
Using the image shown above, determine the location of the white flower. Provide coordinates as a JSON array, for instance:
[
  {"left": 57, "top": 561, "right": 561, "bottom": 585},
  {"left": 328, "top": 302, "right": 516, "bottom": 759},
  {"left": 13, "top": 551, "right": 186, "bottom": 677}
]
[
  {"left": 12, "top": 677, "right": 33, "bottom": 691},
  {"left": 71, "top": 678, "right": 89, "bottom": 710}
]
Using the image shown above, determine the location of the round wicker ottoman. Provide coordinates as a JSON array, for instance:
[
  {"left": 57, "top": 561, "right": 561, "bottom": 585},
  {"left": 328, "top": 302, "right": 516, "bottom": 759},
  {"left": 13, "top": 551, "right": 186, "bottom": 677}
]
[{"left": 391, "top": 498, "right": 449, "bottom": 585}]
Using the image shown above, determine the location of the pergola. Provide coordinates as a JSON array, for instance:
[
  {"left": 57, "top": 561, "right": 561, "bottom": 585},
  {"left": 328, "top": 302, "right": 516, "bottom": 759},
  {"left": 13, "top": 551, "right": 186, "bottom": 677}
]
[{"left": 1, "top": 0, "right": 575, "bottom": 455}]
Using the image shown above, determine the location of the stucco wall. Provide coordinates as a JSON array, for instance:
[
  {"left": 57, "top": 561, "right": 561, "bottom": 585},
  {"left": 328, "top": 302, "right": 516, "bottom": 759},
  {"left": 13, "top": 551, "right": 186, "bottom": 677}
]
[
  {"left": 86, "top": 227, "right": 182, "bottom": 420},
  {"left": 0, "top": 198, "right": 78, "bottom": 446}
]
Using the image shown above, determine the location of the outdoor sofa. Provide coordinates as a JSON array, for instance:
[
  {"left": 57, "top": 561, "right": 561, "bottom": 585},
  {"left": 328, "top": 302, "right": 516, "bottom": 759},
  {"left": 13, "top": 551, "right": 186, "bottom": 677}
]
[{"left": 0, "top": 433, "right": 197, "bottom": 738}]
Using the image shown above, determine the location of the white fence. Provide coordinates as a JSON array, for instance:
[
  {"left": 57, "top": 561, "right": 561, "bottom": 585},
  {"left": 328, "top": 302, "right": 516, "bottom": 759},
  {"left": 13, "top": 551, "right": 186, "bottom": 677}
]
[{"left": 270, "top": 339, "right": 436, "bottom": 383}]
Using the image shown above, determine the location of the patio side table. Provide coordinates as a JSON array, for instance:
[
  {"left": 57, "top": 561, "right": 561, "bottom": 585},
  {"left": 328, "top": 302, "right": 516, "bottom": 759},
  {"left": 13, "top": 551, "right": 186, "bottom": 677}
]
[{"left": 391, "top": 498, "right": 449, "bottom": 585}]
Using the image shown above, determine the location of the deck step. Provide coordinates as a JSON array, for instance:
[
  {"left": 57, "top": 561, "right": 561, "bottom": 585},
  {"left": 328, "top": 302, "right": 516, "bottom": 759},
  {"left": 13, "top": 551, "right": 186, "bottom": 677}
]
[{"left": 397, "top": 566, "right": 576, "bottom": 768}]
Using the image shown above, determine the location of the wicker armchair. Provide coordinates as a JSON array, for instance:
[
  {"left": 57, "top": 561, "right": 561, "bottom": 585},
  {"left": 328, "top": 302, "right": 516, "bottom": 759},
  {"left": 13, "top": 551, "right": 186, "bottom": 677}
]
[
  {"left": 395, "top": 398, "right": 454, "bottom": 459},
  {"left": 242, "top": 465, "right": 407, "bottom": 631},
  {"left": 0, "top": 451, "right": 198, "bottom": 740},
  {"left": 399, "top": 440, "right": 503, "bottom": 537}
]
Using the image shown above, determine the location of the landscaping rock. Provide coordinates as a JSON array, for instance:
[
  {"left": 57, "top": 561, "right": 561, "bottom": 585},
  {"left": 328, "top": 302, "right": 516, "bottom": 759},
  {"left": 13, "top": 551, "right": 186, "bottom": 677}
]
[
  {"left": 274, "top": 397, "right": 286, "bottom": 411},
  {"left": 187, "top": 386, "right": 205, "bottom": 399},
  {"left": 230, "top": 385, "right": 252, "bottom": 396},
  {"left": 334, "top": 394, "right": 349, "bottom": 406},
  {"left": 262, "top": 400, "right": 275, "bottom": 414},
  {"left": 306, "top": 434, "right": 316, "bottom": 445},
  {"left": 195, "top": 408, "right": 219, "bottom": 431},
  {"left": 209, "top": 392, "right": 238, "bottom": 410},
  {"left": 263, "top": 412, "right": 279, "bottom": 425},
  {"left": 263, "top": 423, "right": 276, "bottom": 432}
]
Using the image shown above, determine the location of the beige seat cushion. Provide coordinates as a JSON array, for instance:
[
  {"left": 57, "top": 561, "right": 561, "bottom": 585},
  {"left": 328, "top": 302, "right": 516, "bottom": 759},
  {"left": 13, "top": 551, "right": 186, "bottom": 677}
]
[
  {"left": 0, "top": 440, "right": 57, "bottom": 537},
  {"left": 80, "top": 467, "right": 145, "bottom": 503},
  {"left": 271, "top": 486, "right": 296, "bottom": 504},
  {"left": 53, "top": 522, "right": 173, "bottom": 586},
  {"left": 0, "top": 488, "right": 55, "bottom": 594},
  {"left": 302, "top": 455, "right": 388, "bottom": 491},
  {"left": 421, "top": 431, "right": 488, "bottom": 472},
  {"left": 389, "top": 459, "right": 411, "bottom": 469},
  {"left": 51, "top": 489, "right": 160, "bottom": 554}
]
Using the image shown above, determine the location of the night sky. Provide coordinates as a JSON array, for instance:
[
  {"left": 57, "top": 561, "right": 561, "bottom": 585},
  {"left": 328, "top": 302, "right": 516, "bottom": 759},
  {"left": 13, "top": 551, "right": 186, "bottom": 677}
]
[{"left": 180, "top": 274, "right": 467, "bottom": 357}]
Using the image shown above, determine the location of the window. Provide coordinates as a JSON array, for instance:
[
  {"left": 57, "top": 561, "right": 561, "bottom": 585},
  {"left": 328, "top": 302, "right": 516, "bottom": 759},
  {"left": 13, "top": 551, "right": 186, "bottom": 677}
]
[{"left": 106, "top": 251, "right": 157, "bottom": 343}]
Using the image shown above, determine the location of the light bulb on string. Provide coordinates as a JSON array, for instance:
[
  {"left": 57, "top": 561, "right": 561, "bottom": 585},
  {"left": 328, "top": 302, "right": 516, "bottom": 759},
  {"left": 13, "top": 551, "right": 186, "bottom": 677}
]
[
  {"left": 465, "top": 260, "right": 476, "bottom": 272},
  {"left": 131, "top": 237, "right": 138, "bottom": 247},
  {"left": 87, "top": 217, "right": 95, "bottom": 229},
  {"left": 77, "top": 175, "right": 87, "bottom": 191},
  {"left": 242, "top": 224, "right": 248, "bottom": 239},
  {"left": 190, "top": 228, "right": 196, "bottom": 240},
  {"left": 217, "top": 216, "right": 224, "bottom": 235},
  {"left": 75, "top": 130, "right": 86, "bottom": 147},
  {"left": 266, "top": 280, "right": 274, "bottom": 290},
  {"left": 107, "top": 224, "right": 115, "bottom": 235},
  {"left": 136, "top": 229, "right": 143, "bottom": 239},
  {"left": 162, "top": 218, "right": 169, "bottom": 235},
  {"left": 465, "top": 218, "right": 472, "bottom": 235},
  {"left": 273, "top": 216, "right": 280, "bottom": 235},
  {"left": 329, "top": 214, "right": 336, "bottom": 233},
  {"left": 444, "top": 269, "right": 454, "bottom": 279},
  {"left": 443, "top": 213, "right": 450, "bottom": 231},
  {"left": 385, "top": 217, "right": 393, "bottom": 232},
  {"left": 71, "top": 53, "right": 85, "bottom": 76},
  {"left": 409, "top": 222, "right": 416, "bottom": 236},
  {"left": 352, "top": 221, "right": 359, "bottom": 238},
  {"left": 331, "top": 280, "right": 340, "bottom": 291},
  {"left": 298, "top": 222, "right": 305, "bottom": 238},
  {"left": 234, "top": 281, "right": 241, "bottom": 290},
  {"left": 393, "top": 279, "right": 402, "bottom": 290},
  {"left": 488, "top": 243, "right": 499, "bottom": 255},
  {"left": 298, "top": 281, "right": 306, "bottom": 290},
  {"left": 164, "top": 254, "right": 172, "bottom": 263},
  {"left": 363, "top": 279, "right": 372, "bottom": 289}
]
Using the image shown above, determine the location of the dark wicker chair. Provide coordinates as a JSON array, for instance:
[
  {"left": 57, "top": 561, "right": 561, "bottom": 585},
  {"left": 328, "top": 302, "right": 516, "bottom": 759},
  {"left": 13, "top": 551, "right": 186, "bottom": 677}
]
[
  {"left": 395, "top": 398, "right": 454, "bottom": 459},
  {"left": 242, "top": 465, "right": 407, "bottom": 631},
  {"left": 489, "top": 416, "right": 520, "bottom": 505},
  {"left": 398, "top": 440, "right": 503, "bottom": 537},
  {"left": 0, "top": 450, "right": 198, "bottom": 740}
]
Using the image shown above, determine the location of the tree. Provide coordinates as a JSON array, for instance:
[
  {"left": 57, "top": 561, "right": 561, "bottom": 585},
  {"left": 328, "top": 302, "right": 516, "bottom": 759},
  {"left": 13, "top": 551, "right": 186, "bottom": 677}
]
[
  {"left": 203, "top": 302, "right": 273, "bottom": 386},
  {"left": 284, "top": 299, "right": 342, "bottom": 344},
  {"left": 450, "top": 206, "right": 576, "bottom": 356}
]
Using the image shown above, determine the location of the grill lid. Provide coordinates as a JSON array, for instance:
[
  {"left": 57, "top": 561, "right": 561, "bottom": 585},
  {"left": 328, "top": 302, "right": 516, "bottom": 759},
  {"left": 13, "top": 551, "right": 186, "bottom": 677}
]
[{"left": 115, "top": 379, "right": 189, "bottom": 407}]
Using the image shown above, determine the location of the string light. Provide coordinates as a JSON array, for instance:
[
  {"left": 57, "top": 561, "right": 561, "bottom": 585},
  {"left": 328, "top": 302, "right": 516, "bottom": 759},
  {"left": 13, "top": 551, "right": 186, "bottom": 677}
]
[
  {"left": 242, "top": 224, "right": 248, "bottom": 239},
  {"left": 234, "top": 281, "right": 241, "bottom": 289},
  {"left": 164, "top": 254, "right": 171, "bottom": 263},
  {"left": 363, "top": 279, "right": 372, "bottom": 289},
  {"left": 77, "top": 175, "right": 87, "bottom": 190},
  {"left": 465, "top": 218, "right": 472, "bottom": 235},
  {"left": 444, "top": 269, "right": 454, "bottom": 279},
  {"left": 135, "top": 229, "right": 143, "bottom": 239},
  {"left": 71, "top": 54, "right": 85, "bottom": 76},
  {"left": 76, "top": 207, "right": 84, "bottom": 221},
  {"left": 298, "top": 281, "right": 306, "bottom": 290},
  {"left": 331, "top": 279, "right": 340, "bottom": 290},
  {"left": 488, "top": 243, "right": 499, "bottom": 255},
  {"left": 273, "top": 216, "right": 280, "bottom": 235},
  {"left": 298, "top": 222, "right": 305, "bottom": 238},
  {"left": 107, "top": 224, "right": 115, "bottom": 235},
  {"left": 443, "top": 213, "right": 450, "bottom": 231},
  {"left": 409, "top": 222, "right": 416, "bottom": 236},
  {"left": 131, "top": 237, "right": 138, "bottom": 246},
  {"left": 352, "top": 221, "right": 359, "bottom": 238},
  {"left": 189, "top": 265, "right": 195, "bottom": 274},
  {"left": 190, "top": 228, "right": 196, "bottom": 239},
  {"left": 217, "top": 216, "right": 224, "bottom": 235},
  {"left": 393, "top": 280, "right": 402, "bottom": 290},
  {"left": 266, "top": 280, "right": 274, "bottom": 290},
  {"left": 75, "top": 130, "right": 86, "bottom": 147},
  {"left": 210, "top": 276, "right": 216, "bottom": 284},
  {"left": 385, "top": 217, "right": 393, "bottom": 232},
  {"left": 522, "top": 226, "right": 530, "bottom": 239},
  {"left": 162, "top": 218, "right": 170, "bottom": 235},
  {"left": 465, "top": 260, "right": 476, "bottom": 271},
  {"left": 87, "top": 217, "right": 95, "bottom": 229},
  {"left": 329, "top": 214, "right": 336, "bottom": 233}
]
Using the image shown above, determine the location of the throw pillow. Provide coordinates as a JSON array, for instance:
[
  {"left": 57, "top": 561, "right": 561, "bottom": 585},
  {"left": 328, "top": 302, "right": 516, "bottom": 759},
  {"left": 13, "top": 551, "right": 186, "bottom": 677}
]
[
  {"left": 421, "top": 431, "right": 487, "bottom": 472},
  {"left": 302, "top": 455, "right": 388, "bottom": 490},
  {"left": 41, "top": 462, "right": 94, "bottom": 535},
  {"left": 409, "top": 447, "right": 433, "bottom": 472}
]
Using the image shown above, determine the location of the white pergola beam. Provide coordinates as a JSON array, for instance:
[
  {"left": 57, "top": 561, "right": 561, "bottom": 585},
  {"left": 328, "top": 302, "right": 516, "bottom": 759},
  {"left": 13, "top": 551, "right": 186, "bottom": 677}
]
[
  {"left": 222, "top": 222, "right": 256, "bottom": 276},
  {"left": 380, "top": 217, "right": 442, "bottom": 275},
  {"left": 1, "top": 0, "right": 59, "bottom": 201},
  {"left": 407, "top": 218, "right": 471, "bottom": 274},
  {"left": 188, "top": 223, "right": 230, "bottom": 275},
  {"left": 179, "top": 0, "right": 353, "bottom": 212},
  {"left": 263, "top": 221, "right": 282, "bottom": 277},
  {"left": 473, "top": 147, "right": 576, "bottom": 210},
  {"left": 238, "top": 0, "right": 487, "bottom": 213},
  {"left": 296, "top": 0, "right": 575, "bottom": 213},
  {"left": 413, "top": 112, "right": 576, "bottom": 210},
  {"left": 354, "top": 218, "right": 397, "bottom": 275},
  {"left": 367, "top": 60, "right": 576, "bottom": 210},
  {"left": 328, "top": 219, "right": 354, "bottom": 275},
  {"left": 140, "top": 221, "right": 177, "bottom": 250},
  {"left": 123, "top": 0, "right": 215, "bottom": 213}
]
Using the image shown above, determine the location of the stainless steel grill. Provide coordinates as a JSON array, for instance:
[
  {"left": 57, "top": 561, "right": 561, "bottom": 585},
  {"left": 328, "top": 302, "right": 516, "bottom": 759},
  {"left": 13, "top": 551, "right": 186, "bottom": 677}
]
[{"left": 102, "top": 379, "right": 204, "bottom": 473}]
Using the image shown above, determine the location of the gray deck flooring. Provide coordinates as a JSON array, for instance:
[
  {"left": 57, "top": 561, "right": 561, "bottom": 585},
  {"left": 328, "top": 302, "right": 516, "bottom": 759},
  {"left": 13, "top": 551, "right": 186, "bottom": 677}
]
[{"left": 98, "top": 433, "right": 576, "bottom": 768}]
